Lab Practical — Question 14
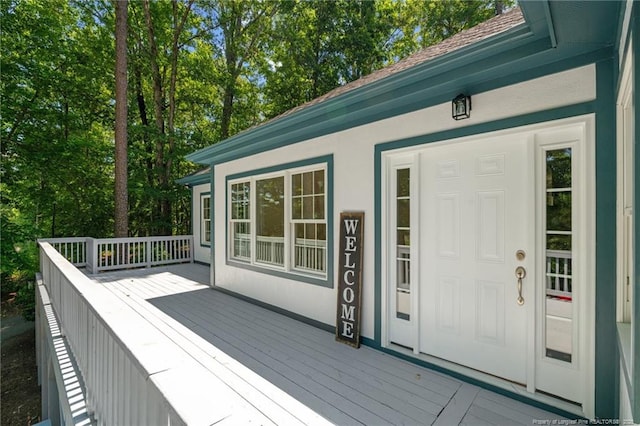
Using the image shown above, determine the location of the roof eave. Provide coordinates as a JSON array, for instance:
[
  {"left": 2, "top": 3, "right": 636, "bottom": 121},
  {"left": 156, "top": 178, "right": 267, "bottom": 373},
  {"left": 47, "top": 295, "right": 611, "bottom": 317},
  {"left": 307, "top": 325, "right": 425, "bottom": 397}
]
[{"left": 186, "top": 20, "right": 535, "bottom": 166}]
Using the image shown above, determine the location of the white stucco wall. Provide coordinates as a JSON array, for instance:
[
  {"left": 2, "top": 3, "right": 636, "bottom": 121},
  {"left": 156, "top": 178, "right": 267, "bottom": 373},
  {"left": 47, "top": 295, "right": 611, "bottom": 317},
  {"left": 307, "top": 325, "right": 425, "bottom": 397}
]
[
  {"left": 211, "top": 64, "right": 596, "bottom": 337},
  {"left": 192, "top": 183, "right": 211, "bottom": 264}
]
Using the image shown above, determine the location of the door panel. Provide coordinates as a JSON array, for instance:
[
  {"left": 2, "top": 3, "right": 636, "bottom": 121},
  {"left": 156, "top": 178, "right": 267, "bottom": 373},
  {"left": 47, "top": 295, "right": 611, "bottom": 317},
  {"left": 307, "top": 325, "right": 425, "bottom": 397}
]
[{"left": 419, "top": 136, "right": 531, "bottom": 384}]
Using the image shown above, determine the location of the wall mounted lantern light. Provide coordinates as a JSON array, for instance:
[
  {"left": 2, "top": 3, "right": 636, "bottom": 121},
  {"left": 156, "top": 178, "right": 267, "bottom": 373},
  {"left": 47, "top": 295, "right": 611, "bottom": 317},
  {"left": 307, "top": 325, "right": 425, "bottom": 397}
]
[{"left": 452, "top": 93, "right": 472, "bottom": 120}]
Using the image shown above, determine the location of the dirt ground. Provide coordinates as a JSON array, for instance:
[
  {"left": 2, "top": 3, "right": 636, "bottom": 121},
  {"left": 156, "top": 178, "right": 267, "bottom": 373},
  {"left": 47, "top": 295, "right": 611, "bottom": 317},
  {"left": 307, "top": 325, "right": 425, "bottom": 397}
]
[{"left": 1, "top": 298, "right": 41, "bottom": 426}]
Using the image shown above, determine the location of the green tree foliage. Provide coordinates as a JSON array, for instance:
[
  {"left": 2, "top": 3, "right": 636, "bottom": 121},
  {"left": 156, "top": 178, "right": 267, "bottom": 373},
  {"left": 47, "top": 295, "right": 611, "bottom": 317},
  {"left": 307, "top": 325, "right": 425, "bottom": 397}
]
[{"left": 1, "top": 0, "right": 510, "bottom": 316}]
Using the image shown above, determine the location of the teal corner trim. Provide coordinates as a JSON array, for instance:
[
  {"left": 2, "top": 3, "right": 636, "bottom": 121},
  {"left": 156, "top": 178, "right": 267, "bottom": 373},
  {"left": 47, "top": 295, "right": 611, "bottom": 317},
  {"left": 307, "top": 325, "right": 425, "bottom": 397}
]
[
  {"left": 224, "top": 155, "right": 334, "bottom": 289},
  {"left": 594, "top": 58, "right": 618, "bottom": 420},
  {"left": 199, "top": 191, "right": 211, "bottom": 248},
  {"left": 176, "top": 168, "right": 211, "bottom": 186}
]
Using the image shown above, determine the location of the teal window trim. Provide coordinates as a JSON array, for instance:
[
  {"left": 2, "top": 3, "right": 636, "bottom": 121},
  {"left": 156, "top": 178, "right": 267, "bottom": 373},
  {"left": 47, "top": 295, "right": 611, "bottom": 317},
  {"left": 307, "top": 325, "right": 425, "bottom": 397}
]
[
  {"left": 200, "top": 192, "right": 211, "bottom": 247},
  {"left": 225, "top": 155, "right": 334, "bottom": 288}
]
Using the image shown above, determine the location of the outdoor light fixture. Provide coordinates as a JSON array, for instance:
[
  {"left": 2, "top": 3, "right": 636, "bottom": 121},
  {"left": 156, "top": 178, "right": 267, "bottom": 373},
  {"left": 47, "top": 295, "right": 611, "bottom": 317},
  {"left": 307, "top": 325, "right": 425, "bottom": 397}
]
[{"left": 452, "top": 93, "right": 471, "bottom": 120}]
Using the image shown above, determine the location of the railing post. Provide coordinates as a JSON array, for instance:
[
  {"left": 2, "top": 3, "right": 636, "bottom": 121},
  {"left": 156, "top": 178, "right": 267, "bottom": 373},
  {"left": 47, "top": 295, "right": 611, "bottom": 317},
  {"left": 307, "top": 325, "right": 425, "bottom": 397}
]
[
  {"left": 146, "top": 238, "right": 152, "bottom": 268},
  {"left": 189, "top": 236, "right": 194, "bottom": 263},
  {"left": 86, "top": 238, "right": 95, "bottom": 274}
]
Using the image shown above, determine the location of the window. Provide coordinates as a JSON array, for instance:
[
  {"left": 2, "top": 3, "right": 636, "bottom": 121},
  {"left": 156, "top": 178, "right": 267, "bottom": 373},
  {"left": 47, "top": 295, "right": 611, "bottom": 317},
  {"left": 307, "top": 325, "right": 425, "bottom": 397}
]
[
  {"left": 201, "top": 194, "right": 211, "bottom": 246},
  {"left": 291, "top": 169, "right": 326, "bottom": 273},
  {"left": 228, "top": 163, "right": 328, "bottom": 278},
  {"left": 395, "top": 168, "right": 410, "bottom": 320},
  {"left": 256, "top": 177, "right": 285, "bottom": 266},
  {"left": 544, "top": 148, "right": 574, "bottom": 363},
  {"left": 230, "top": 181, "right": 250, "bottom": 260}
]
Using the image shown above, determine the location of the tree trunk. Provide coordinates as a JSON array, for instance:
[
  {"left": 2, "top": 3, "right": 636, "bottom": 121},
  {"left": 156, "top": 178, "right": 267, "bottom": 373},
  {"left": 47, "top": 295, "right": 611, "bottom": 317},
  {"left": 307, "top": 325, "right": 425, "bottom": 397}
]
[{"left": 114, "top": 0, "right": 129, "bottom": 238}]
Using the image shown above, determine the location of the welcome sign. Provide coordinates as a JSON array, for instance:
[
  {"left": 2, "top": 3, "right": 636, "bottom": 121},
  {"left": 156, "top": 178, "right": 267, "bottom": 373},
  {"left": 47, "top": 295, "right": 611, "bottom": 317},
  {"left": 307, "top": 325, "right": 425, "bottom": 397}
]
[{"left": 335, "top": 212, "right": 364, "bottom": 348}]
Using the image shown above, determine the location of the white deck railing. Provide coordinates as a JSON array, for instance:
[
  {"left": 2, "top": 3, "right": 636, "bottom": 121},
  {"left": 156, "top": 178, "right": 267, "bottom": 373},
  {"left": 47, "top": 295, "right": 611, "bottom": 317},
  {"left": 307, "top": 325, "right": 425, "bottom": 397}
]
[
  {"left": 37, "top": 242, "right": 195, "bottom": 425},
  {"left": 41, "top": 237, "right": 88, "bottom": 267},
  {"left": 40, "top": 236, "right": 193, "bottom": 274}
]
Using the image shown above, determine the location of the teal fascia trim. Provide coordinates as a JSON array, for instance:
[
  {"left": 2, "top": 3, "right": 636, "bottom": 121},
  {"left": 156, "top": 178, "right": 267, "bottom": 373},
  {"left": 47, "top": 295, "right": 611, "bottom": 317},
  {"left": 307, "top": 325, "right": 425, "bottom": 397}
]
[
  {"left": 199, "top": 191, "right": 211, "bottom": 248},
  {"left": 632, "top": 6, "right": 640, "bottom": 422},
  {"left": 593, "top": 57, "right": 618, "bottom": 420},
  {"left": 176, "top": 171, "right": 211, "bottom": 186},
  {"left": 224, "top": 155, "right": 334, "bottom": 289},
  {"left": 373, "top": 100, "right": 597, "bottom": 345}
]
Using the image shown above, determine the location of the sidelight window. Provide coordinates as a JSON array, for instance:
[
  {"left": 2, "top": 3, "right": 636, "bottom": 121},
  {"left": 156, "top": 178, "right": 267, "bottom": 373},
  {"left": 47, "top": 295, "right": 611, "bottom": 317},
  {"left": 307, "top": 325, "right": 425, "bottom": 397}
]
[
  {"left": 544, "top": 148, "right": 574, "bottom": 363},
  {"left": 396, "top": 168, "right": 411, "bottom": 320}
]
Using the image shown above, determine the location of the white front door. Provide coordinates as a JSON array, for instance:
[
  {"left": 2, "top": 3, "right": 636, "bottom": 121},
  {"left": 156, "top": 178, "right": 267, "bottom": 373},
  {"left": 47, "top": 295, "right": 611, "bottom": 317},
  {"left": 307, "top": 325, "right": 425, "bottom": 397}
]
[
  {"left": 419, "top": 135, "right": 532, "bottom": 384},
  {"left": 384, "top": 119, "right": 592, "bottom": 411}
]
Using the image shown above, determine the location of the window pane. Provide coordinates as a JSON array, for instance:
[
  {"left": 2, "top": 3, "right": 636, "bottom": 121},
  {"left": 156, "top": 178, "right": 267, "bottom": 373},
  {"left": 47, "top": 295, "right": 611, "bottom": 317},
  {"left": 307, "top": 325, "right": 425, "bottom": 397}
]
[
  {"left": 397, "top": 229, "right": 410, "bottom": 246},
  {"left": 303, "top": 196, "right": 313, "bottom": 219},
  {"left": 547, "top": 234, "right": 571, "bottom": 251},
  {"left": 305, "top": 223, "right": 316, "bottom": 240},
  {"left": 256, "top": 177, "right": 284, "bottom": 237},
  {"left": 292, "top": 197, "right": 302, "bottom": 220},
  {"left": 314, "top": 169, "right": 325, "bottom": 194},
  {"left": 314, "top": 195, "right": 324, "bottom": 219},
  {"left": 203, "top": 197, "right": 211, "bottom": 219},
  {"left": 232, "top": 222, "right": 250, "bottom": 259},
  {"left": 293, "top": 223, "right": 326, "bottom": 273},
  {"left": 231, "top": 182, "right": 250, "bottom": 220},
  {"left": 397, "top": 199, "right": 410, "bottom": 228},
  {"left": 397, "top": 168, "right": 410, "bottom": 197},
  {"left": 546, "top": 192, "right": 571, "bottom": 231},
  {"left": 256, "top": 177, "right": 284, "bottom": 266},
  {"left": 546, "top": 149, "right": 572, "bottom": 188},
  {"left": 303, "top": 172, "right": 313, "bottom": 195},
  {"left": 292, "top": 173, "right": 302, "bottom": 196},
  {"left": 204, "top": 221, "right": 211, "bottom": 242}
]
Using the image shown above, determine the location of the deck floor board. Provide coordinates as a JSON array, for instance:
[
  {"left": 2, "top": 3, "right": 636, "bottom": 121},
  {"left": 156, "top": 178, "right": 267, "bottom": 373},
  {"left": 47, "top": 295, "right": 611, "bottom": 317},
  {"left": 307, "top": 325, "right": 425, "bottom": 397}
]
[
  {"left": 153, "top": 291, "right": 440, "bottom": 423},
  {"left": 87, "top": 264, "right": 572, "bottom": 425},
  {"left": 163, "top": 287, "right": 455, "bottom": 411}
]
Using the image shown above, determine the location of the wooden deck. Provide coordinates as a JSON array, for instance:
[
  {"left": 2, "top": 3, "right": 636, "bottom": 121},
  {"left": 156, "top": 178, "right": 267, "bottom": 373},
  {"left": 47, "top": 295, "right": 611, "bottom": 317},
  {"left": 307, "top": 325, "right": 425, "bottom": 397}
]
[{"left": 87, "top": 263, "right": 569, "bottom": 425}]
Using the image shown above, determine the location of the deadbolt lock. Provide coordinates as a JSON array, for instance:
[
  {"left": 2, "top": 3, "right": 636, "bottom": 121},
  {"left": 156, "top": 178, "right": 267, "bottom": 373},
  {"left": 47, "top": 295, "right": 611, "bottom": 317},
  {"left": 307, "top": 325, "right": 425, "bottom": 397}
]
[{"left": 516, "top": 250, "right": 526, "bottom": 261}]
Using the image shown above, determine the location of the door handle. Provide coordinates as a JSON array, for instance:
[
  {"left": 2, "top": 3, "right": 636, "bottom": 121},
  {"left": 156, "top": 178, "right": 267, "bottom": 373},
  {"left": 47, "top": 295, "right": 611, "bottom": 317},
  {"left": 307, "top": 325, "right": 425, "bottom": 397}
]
[{"left": 515, "top": 266, "right": 526, "bottom": 306}]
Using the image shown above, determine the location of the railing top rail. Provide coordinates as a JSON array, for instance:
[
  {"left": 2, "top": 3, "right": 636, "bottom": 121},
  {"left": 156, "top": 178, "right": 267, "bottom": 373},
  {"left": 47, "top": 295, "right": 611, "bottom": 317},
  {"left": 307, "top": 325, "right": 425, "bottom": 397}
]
[
  {"left": 94, "top": 235, "right": 192, "bottom": 244},
  {"left": 38, "top": 237, "right": 88, "bottom": 243}
]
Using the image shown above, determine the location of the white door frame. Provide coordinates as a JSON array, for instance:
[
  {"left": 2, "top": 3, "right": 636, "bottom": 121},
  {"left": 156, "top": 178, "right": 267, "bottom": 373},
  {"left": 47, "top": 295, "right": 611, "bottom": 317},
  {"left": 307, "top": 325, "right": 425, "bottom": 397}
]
[{"left": 380, "top": 115, "right": 595, "bottom": 417}]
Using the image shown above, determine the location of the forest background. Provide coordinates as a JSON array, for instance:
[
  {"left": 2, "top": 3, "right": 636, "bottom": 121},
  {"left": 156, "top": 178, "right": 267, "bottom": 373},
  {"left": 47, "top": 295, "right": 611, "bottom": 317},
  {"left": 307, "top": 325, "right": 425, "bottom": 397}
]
[{"left": 1, "top": 0, "right": 511, "bottom": 318}]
